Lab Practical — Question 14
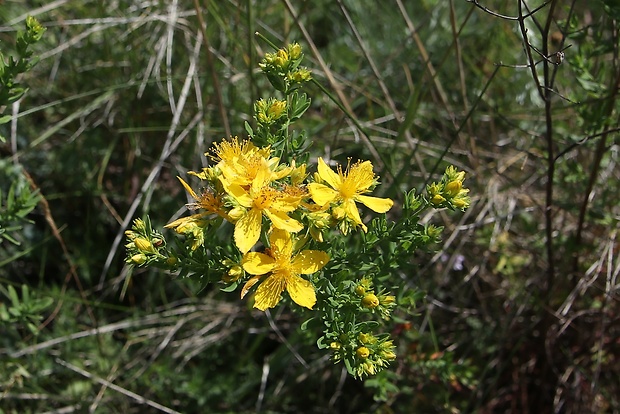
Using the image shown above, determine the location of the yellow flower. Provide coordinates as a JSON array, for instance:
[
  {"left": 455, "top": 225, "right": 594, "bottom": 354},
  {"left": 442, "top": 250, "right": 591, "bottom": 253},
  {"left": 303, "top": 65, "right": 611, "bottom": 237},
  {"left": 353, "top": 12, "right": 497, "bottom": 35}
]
[
  {"left": 241, "top": 229, "right": 329, "bottom": 310},
  {"left": 224, "top": 174, "right": 304, "bottom": 253},
  {"left": 164, "top": 177, "right": 229, "bottom": 249},
  {"left": 212, "top": 137, "right": 292, "bottom": 188},
  {"left": 308, "top": 158, "right": 393, "bottom": 232},
  {"left": 168, "top": 176, "right": 228, "bottom": 220}
]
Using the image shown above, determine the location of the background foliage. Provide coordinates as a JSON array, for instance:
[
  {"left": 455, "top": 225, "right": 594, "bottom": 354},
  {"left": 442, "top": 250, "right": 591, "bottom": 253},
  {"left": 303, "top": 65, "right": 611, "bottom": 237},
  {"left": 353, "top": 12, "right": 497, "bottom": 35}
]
[{"left": 1, "top": 1, "right": 618, "bottom": 413}]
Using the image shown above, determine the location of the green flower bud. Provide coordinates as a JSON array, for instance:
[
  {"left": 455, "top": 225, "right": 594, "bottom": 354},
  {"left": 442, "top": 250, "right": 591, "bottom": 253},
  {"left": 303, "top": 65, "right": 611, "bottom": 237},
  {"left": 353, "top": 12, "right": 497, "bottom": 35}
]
[
  {"left": 288, "top": 43, "right": 302, "bottom": 60},
  {"left": 131, "top": 254, "right": 147, "bottom": 265},
  {"left": 358, "top": 332, "right": 375, "bottom": 344}
]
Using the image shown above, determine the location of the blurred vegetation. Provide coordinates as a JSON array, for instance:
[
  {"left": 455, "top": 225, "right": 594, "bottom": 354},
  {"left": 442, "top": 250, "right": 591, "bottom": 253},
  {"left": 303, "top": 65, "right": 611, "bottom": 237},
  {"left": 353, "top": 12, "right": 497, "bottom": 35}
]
[{"left": 1, "top": 1, "right": 619, "bottom": 413}]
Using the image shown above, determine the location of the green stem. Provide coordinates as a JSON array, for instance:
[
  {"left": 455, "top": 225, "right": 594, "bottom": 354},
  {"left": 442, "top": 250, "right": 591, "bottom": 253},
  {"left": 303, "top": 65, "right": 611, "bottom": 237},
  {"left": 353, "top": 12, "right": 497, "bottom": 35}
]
[{"left": 254, "top": 31, "right": 280, "bottom": 51}]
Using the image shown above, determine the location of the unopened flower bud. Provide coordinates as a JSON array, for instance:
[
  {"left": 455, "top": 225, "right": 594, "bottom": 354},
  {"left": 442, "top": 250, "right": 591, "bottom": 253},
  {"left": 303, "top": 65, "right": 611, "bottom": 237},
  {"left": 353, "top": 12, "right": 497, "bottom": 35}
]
[
  {"left": 381, "top": 349, "right": 396, "bottom": 360},
  {"left": 332, "top": 205, "right": 346, "bottom": 220},
  {"left": 356, "top": 346, "right": 370, "bottom": 359},
  {"left": 452, "top": 196, "right": 470, "bottom": 209},
  {"left": 379, "top": 295, "right": 395, "bottom": 306},
  {"left": 268, "top": 100, "right": 286, "bottom": 119},
  {"left": 361, "top": 293, "right": 379, "bottom": 309},
  {"left": 274, "top": 49, "right": 288, "bottom": 68},
  {"left": 133, "top": 218, "right": 146, "bottom": 232},
  {"left": 228, "top": 207, "right": 245, "bottom": 221},
  {"left": 358, "top": 332, "right": 374, "bottom": 344},
  {"left": 288, "top": 43, "right": 302, "bottom": 60},
  {"left": 445, "top": 180, "right": 462, "bottom": 197},
  {"left": 288, "top": 68, "right": 312, "bottom": 83},
  {"left": 134, "top": 237, "right": 155, "bottom": 253},
  {"left": 131, "top": 254, "right": 147, "bottom": 265},
  {"left": 223, "top": 265, "right": 243, "bottom": 283},
  {"left": 431, "top": 194, "right": 446, "bottom": 206}
]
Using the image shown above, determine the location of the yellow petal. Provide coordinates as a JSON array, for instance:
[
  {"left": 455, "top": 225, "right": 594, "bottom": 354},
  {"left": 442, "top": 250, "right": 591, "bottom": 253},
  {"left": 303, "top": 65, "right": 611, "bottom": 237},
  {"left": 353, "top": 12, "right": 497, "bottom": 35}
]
[
  {"left": 187, "top": 168, "right": 210, "bottom": 180},
  {"left": 164, "top": 213, "right": 204, "bottom": 229},
  {"left": 286, "top": 274, "right": 316, "bottom": 309},
  {"left": 241, "top": 275, "right": 262, "bottom": 299},
  {"left": 218, "top": 163, "right": 239, "bottom": 185},
  {"left": 254, "top": 273, "right": 287, "bottom": 310},
  {"left": 265, "top": 210, "right": 303, "bottom": 233},
  {"left": 234, "top": 208, "right": 262, "bottom": 253},
  {"left": 242, "top": 252, "right": 276, "bottom": 275},
  {"left": 292, "top": 250, "right": 330, "bottom": 274},
  {"left": 316, "top": 158, "right": 342, "bottom": 189},
  {"left": 177, "top": 176, "right": 200, "bottom": 200},
  {"left": 271, "top": 194, "right": 301, "bottom": 213},
  {"left": 308, "top": 183, "right": 338, "bottom": 206},
  {"left": 269, "top": 229, "right": 293, "bottom": 259},
  {"left": 250, "top": 163, "right": 272, "bottom": 192},
  {"left": 355, "top": 194, "right": 393, "bottom": 213},
  {"left": 342, "top": 199, "right": 364, "bottom": 226},
  {"left": 222, "top": 180, "right": 253, "bottom": 208}
]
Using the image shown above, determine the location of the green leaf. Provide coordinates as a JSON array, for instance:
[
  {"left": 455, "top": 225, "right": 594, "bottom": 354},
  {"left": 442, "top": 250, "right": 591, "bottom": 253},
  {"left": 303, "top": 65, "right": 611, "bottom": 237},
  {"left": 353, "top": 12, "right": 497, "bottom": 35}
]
[
  {"left": 32, "top": 296, "right": 54, "bottom": 312},
  {"left": 244, "top": 120, "right": 254, "bottom": 138},
  {"left": 289, "top": 92, "right": 311, "bottom": 121},
  {"left": 8, "top": 285, "right": 20, "bottom": 307},
  {"left": 0, "top": 304, "right": 9, "bottom": 321},
  {"left": 300, "top": 317, "right": 314, "bottom": 331},
  {"left": 220, "top": 282, "right": 239, "bottom": 293}
]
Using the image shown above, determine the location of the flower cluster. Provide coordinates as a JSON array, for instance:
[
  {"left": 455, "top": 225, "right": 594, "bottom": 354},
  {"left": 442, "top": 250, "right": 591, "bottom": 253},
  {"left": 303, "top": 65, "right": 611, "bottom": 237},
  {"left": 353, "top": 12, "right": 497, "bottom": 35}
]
[
  {"left": 427, "top": 166, "right": 471, "bottom": 211},
  {"left": 125, "top": 218, "right": 175, "bottom": 268},
  {"left": 163, "top": 136, "right": 392, "bottom": 311},
  {"left": 330, "top": 331, "right": 397, "bottom": 378},
  {"left": 259, "top": 42, "right": 312, "bottom": 94},
  {"left": 355, "top": 277, "right": 396, "bottom": 320}
]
